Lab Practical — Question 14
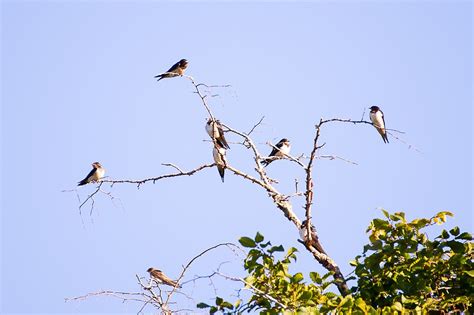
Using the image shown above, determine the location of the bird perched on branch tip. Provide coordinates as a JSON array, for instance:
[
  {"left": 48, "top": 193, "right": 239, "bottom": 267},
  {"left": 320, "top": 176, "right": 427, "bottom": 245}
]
[{"left": 155, "top": 59, "right": 188, "bottom": 81}]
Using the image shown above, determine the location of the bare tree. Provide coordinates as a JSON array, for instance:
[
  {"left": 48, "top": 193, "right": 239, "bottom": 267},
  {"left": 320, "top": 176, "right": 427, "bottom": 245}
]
[{"left": 70, "top": 74, "right": 407, "bottom": 310}]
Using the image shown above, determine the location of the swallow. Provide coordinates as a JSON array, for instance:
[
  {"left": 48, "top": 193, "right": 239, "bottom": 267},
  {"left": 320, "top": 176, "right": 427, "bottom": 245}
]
[
  {"left": 212, "top": 143, "right": 227, "bottom": 183},
  {"left": 147, "top": 267, "right": 181, "bottom": 288},
  {"left": 261, "top": 138, "right": 291, "bottom": 166},
  {"left": 154, "top": 59, "right": 188, "bottom": 81},
  {"left": 299, "top": 220, "right": 327, "bottom": 255},
  {"left": 206, "top": 118, "right": 230, "bottom": 149},
  {"left": 77, "top": 162, "right": 105, "bottom": 186},
  {"left": 369, "top": 106, "right": 389, "bottom": 143}
]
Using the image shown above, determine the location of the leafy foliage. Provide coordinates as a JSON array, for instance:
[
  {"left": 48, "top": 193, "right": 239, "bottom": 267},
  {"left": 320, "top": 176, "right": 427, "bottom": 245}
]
[
  {"left": 199, "top": 211, "right": 473, "bottom": 313},
  {"left": 353, "top": 211, "right": 473, "bottom": 312}
]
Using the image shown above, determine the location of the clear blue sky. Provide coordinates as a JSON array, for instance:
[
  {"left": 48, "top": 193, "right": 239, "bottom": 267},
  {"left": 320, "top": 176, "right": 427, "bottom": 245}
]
[{"left": 1, "top": 1, "right": 472, "bottom": 313}]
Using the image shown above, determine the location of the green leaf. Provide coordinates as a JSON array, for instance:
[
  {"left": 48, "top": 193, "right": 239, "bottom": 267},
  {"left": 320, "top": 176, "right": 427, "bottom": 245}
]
[
  {"left": 456, "top": 232, "right": 472, "bottom": 240},
  {"left": 221, "top": 301, "right": 234, "bottom": 309},
  {"left": 215, "top": 296, "right": 224, "bottom": 305},
  {"left": 354, "top": 297, "right": 367, "bottom": 311},
  {"left": 292, "top": 272, "right": 304, "bottom": 283},
  {"left": 196, "top": 302, "right": 210, "bottom": 309},
  {"left": 391, "top": 302, "right": 403, "bottom": 311},
  {"left": 447, "top": 240, "right": 466, "bottom": 253},
  {"left": 349, "top": 259, "right": 358, "bottom": 266},
  {"left": 449, "top": 226, "right": 460, "bottom": 236},
  {"left": 464, "top": 270, "right": 474, "bottom": 277},
  {"left": 441, "top": 229, "right": 450, "bottom": 239},
  {"left": 310, "top": 271, "right": 322, "bottom": 284},
  {"left": 255, "top": 232, "right": 264, "bottom": 243},
  {"left": 268, "top": 245, "right": 284, "bottom": 253},
  {"left": 300, "top": 291, "right": 313, "bottom": 301},
  {"left": 239, "top": 237, "right": 256, "bottom": 248},
  {"left": 381, "top": 209, "right": 390, "bottom": 218}
]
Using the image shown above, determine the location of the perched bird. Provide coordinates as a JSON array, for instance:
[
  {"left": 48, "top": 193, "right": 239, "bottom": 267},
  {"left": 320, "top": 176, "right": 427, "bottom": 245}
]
[
  {"left": 212, "top": 143, "right": 227, "bottom": 183},
  {"left": 147, "top": 267, "right": 181, "bottom": 288},
  {"left": 77, "top": 162, "right": 105, "bottom": 186},
  {"left": 369, "top": 106, "right": 389, "bottom": 143},
  {"left": 261, "top": 138, "right": 291, "bottom": 166},
  {"left": 299, "top": 220, "right": 327, "bottom": 255},
  {"left": 154, "top": 59, "right": 188, "bottom": 81},
  {"left": 206, "top": 118, "right": 230, "bottom": 149}
]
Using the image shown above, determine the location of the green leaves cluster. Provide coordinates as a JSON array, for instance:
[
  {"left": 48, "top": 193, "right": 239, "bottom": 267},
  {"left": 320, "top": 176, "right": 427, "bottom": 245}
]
[
  {"left": 198, "top": 211, "right": 473, "bottom": 314},
  {"left": 352, "top": 211, "right": 473, "bottom": 312}
]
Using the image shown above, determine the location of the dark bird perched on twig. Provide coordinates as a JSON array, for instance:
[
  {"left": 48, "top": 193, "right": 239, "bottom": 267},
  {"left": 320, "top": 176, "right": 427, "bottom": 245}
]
[
  {"left": 261, "top": 138, "right": 291, "bottom": 166},
  {"left": 369, "top": 106, "right": 389, "bottom": 143},
  {"left": 299, "top": 220, "right": 327, "bottom": 255},
  {"left": 147, "top": 267, "right": 181, "bottom": 288},
  {"left": 212, "top": 143, "right": 227, "bottom": 183},
  {"left": 206, "top": 118, "right": 230, "bottom": 149},
  {"left": 77, "top": 162, "right": 105, "bottom": 186},
  {"left": 154, "top": 59, "right": 188, "bottom": 81}
]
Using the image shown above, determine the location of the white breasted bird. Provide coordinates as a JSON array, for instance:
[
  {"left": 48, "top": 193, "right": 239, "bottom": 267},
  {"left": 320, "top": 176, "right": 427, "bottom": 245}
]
[
  {"left": 212, "top": 143, "right": 227, "bottom": 183},
  {"left": 369, "top": 106, "right": 389, "bottom": 143},
  {"left": 77, "top": 162, "right": 105, "bottom": 186},
  {"left": 299, "top": 220, "right": 327, "bottom": 255},
  {"left": 261, "top": 138, "right": 291, "bottom": 166},
  {"left": 206, "top": 118, "right": 230, "bottom": 149}
]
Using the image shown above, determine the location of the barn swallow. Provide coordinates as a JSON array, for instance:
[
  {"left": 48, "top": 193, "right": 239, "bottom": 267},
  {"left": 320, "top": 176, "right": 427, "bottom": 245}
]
[
  {"left": 154, "top": 59, "right": 188, "bottom": 81},
  {"left": 206, "top": 118, "right": 230, "bottom": 149},
  {"left": 261, "top": 138, "right": 291, "bottom": 166},
  {"left": 77, "top": 162, "right": 105, "bottom": 186},
  {"left": 369, "top": 106, "right": 389, "bottom": 143},
  {"left": 299, "top": 220, "right": 327, "bottom": 255},
  {"left": 212, "top": 143, "right": 227, "bottom": 183},
  {"left": 147, "top": 267, "right": 181, "bottom": 288}
]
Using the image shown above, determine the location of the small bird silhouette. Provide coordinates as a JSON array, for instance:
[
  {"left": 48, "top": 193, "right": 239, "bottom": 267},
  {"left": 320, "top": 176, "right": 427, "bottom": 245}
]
[
  {"left": 261, "top": 138, "right": 291, "bottom": 166},
  {"left": 78, "top": 162, "right": 105, "bottom": 186},
  {"left": 212, "top": 143, "right": 227, "bottom": 183},
  {"left": 154, "top": 59, "right": 188, "bottom": 81},
  {"left": 147, "top": 267, "right": 181, "bottom": 288},
  {"left": 369, "top": 106, "right": 389, "bottom": 143},
  {"left": 206, "top": 118, "right": 230, "bottom": 149}
]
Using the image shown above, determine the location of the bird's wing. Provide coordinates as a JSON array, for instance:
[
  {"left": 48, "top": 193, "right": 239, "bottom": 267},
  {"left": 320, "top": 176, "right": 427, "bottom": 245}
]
[
  {"left": 217, "top": 123, "right": 230, "bottom": 149},
  {"left": 83, "top": 168, "right": 97, "bottom": 181},
  {"left": 167, "top": 61, "right": 180, "bottom": 73}
]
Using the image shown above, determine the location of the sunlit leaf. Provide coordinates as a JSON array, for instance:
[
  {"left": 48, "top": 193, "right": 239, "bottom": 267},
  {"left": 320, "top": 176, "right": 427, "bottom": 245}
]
[{"left": 239, "top": 237, "right": 256, "bottom": 248}]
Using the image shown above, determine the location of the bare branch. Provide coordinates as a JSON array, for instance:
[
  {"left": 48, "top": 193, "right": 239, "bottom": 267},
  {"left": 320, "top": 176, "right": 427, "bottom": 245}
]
[
  {"left": 101, "top": 163, "right": 215, "bottom": 188},
  {"left": 215, "top": 271, "right": 289, "bottom": 310},
  {"left": 246, "top": 115, "right": 265, "bottom": 136}
]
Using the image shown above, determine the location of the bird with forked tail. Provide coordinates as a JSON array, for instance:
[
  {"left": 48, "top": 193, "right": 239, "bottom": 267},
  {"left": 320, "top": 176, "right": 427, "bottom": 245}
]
[{"left": 154, "top": 59, "right": 188, "bottom": 81}]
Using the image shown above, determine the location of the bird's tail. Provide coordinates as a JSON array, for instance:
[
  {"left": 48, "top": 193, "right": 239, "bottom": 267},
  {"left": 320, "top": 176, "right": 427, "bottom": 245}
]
[
  {"left": 154, "top": 75, "right": 163, "bottom": 81},
  {"left": 383, "top": 132, "right": 389, "bottom": 143},
  {"left": 77, "top": 179, "right": 88, "bottom": 186},
  {"left": 260, "top": 159, "right": 270, "bottom": 167},
  {"left": 218, "top": 167, "right": 225, "bottom": 183}
]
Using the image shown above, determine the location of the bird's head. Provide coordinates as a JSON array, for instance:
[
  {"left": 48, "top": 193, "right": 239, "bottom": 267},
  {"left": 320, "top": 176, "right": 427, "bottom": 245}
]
[
  {"left": 179, "top": 59, "right": 188, "bottom": 68},
  {"left": 147, "top": 267, "right": 154, "bottom": 273},
  {"left": 92, "top": 162, "right": 102, "bottom": 168},
  {"left": 280, "top": 138, "right": 290, "bottom": 145},
  {"left": 369, "top": 106, "right": 380, "bottom": 112}
]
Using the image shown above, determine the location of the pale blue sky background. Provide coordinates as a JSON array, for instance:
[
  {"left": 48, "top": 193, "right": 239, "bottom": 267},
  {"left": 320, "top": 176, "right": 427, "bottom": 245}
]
[{"left": 1, "top": 1, "right": 472, "bottom": 313}]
